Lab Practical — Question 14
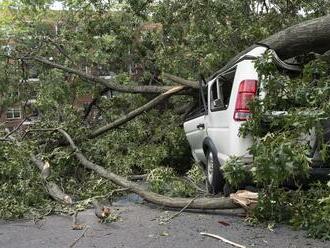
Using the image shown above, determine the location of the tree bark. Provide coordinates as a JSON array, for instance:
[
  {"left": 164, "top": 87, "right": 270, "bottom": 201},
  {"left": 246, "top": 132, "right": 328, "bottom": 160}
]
[
  {"left": 57, "top": 128, "right": 238, "bottom": 210},
  {"left": 212, "top": 14, "right": 330, "bottom": 77},
  {"left": 262, "top": 14, "right": 330, "bottom": 59},
  {"left": 83, "top": 87, "right": 110, "bottom": 120}
]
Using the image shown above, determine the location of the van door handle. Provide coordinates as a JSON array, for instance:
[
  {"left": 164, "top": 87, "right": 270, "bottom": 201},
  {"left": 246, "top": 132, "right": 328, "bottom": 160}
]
[{"left": 197, "top": 123, "right": 205, "bottom": 129}]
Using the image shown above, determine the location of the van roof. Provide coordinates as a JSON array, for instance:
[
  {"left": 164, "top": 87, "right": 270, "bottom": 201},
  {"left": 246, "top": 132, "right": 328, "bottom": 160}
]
[{"left": 207, "top": 44, "right": 300, "bottom": 81}]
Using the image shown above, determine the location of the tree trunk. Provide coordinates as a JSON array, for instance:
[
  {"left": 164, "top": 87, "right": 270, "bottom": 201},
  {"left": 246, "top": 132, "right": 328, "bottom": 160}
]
[
  {"left": 213, "top": 14, "right": 330, "bottom": 77},
  {"left": 262, "top": 14, "right": 330, "bottom": 59}
]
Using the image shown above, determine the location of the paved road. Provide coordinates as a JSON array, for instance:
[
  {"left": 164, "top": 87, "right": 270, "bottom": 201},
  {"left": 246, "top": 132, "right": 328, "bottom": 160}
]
[{"left": 0, "top": 195, "right": 329, "bottom": 248}]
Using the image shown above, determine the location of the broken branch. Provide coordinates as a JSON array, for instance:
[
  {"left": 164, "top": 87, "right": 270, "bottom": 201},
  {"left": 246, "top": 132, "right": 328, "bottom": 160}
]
[
  {"left": 69, "top": 226, "right": 89, "bottom": 248},
  {"left": 31, "top": 155, "right": 73, "bottom": 205},
  {"left": 57, "top": 128, "right": 239, "bottom": 210},
  {"left": 162, "top": 73, "right": 199, "bottom": 88},
  {"left": 4, "top": 128, "right": 73, "bottom": 206},
  {"left": 200, "top": 232, "right": 246, "bottom": 248},
  {"left": 164, "top": 195, "right": 199, "bottom": 223},
  {"left": 215, "top": 14, "right": 330, "bottom": 76},
  {"left": 90, "top": 86, "right": 186, "bottom": 138},
  {"left": 31, "top": 56, "right": 184, "bottom": 94}
]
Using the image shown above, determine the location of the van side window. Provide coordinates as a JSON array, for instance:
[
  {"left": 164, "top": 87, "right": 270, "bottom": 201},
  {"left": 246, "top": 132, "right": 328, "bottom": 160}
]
[
  {"left": 210, "top": 80, "right": 224, "bottom": 111},
  {"left": 185, "top": 85, "right": 208, "bottom": 120},
  {"left": 210, "top": 69, "right": 235, "bottom": 111}
]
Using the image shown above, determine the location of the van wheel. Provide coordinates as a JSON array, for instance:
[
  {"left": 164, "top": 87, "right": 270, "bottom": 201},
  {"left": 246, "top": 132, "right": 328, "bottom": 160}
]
[{"left": 206, "top": 150, "right": 224, "bottom": 194}]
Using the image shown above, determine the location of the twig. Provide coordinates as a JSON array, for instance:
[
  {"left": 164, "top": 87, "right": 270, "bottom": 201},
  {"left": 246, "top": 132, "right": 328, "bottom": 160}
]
[
  {"left": 72, "top": 211, "right": 78, "bottom": 226},
  {"left": 69, "top": 226, "right": 89, "bottom": 248},
  {"left": 127, "top": 174, "right": 147, "bottom": 181},
  {"left": 21, "top": 128, "right": 57, "bottom": 140},
  {"left": 71, "top": 210, "right": 86, "bottom": 230},
  {"left": 92, "top": 187, "right": 130, "bottom": 201},
  {"left": 0, "top": 137, "right": 13, "bottom": 142},
  {"left": 2, "top": 117, "right": 28, "bottom": 140},
  {"left": 0, "top": 120, "right": 8, "bottom": 126},
  {"left": 200, "top": 232, "right": 246, "bottom": 248},
  {"left": 164, "top": 195, "right": 199, "bottom": 223},
  {"left": 1, "top": 117, "right": 29, "bottom": 141},
  {"left": 45, "top": 37, "right": 75, "bottom": 63},
  {"left": 183, "top": 176, "right": 207, "bottom": 194}
]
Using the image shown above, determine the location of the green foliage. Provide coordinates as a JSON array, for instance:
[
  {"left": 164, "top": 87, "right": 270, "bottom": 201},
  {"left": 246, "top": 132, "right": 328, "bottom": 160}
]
[
  {"left": 247, "top": 54, "right": 329, "bottom": 185},
  {"left": 252, "top": 188, "right": 293, "bottom": 223},
  {"left": 0, "top": 142, "right": 50, "bottom": 219},
  {"left": 223, "top": 156, "right": 250, "bottom": 187},
  {"left": 290, "top": 183, "right": 330, "bottom": 239},
  {"left": 82, "top": 94, "right": 192, "bottom": 175},
  {"left": 186, "top": 162, "right": 205, "bottom": 185},
  {"left": 35, "top": 69, "right": 72, "bottom": 111},
  {"left": 250, "top": 133, "right": 310, "bottom": 186},
  {"left": 224, "top": 52, "right": 330, "bottom": 239},
  {"left": 250, "top": 183, "right": 330, "bottom": 240},
  {"left": 147, "top": 167, "right": 196, "bottom": 197}
]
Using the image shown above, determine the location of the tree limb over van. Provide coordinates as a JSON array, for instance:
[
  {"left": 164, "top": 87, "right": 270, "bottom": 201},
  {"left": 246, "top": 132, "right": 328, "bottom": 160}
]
[
  {"left": 211, "top": 14, "right": 330, "bottom": 78},
  {"left": 29, "top": 14, "right": 330, "bottom": 91}
]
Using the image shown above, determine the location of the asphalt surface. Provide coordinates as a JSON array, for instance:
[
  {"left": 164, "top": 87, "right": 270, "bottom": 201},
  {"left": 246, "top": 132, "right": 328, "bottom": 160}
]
[{"left": 0, "top": 194, "right": 329, "bottom": 248}]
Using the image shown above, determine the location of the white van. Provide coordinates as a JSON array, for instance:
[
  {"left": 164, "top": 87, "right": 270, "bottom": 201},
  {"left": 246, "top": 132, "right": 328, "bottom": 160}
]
[{"left": 183, "top": 45, "right": 329, "bottom": 194}]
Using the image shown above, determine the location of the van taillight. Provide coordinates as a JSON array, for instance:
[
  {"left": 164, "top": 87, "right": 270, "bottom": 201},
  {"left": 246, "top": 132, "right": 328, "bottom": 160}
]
[{"left": 234, "top": 80, "right": 258, "bottom": 121}]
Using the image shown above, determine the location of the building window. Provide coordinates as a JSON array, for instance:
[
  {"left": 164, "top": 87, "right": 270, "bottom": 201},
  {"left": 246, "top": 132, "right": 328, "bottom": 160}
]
[{"left": 6, "top": 107, "right": 22, "bottom": 119}]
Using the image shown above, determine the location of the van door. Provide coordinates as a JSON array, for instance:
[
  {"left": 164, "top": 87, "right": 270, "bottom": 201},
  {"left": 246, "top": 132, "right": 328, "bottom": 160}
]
[
  {"left": 184, "top": 114, "right": 207, "bottom": 163},
  {"left": 205, "top": 69, "right": 236, "bottom": 164},
  {"left": 183, "top": 85, "right": 208, "bottom": 164}
]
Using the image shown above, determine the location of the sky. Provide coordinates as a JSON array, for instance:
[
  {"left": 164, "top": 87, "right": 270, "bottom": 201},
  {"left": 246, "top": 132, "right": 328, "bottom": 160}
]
[{"left": 50, "top": 1, "right": 63, "bottom": 10}]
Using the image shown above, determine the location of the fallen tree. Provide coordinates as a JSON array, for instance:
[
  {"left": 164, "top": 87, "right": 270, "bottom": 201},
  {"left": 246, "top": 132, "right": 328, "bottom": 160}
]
[
  {"left": 20, "top": 15, "right": 330, "bottom": 145},
  {"left": 21, "top": 15, "right": 330, "bottom": 211},
  {"left": 3, "top": 11, "right": 330, "bottom": 217},
  {"left": 1, "top": 2, "right": 329, "bottom": 240},
  {"left": 30, "top": 14, "right": 330, "bottom": 95}
]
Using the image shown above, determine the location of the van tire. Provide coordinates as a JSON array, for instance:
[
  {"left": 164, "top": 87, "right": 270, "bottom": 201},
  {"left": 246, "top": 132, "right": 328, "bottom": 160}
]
[{"left": 206, "top": 150, "right": 224, "bottom": 194}]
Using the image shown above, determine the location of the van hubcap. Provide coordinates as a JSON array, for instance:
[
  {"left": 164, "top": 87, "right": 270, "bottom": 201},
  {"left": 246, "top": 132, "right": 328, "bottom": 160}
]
[{"left": 207, "top": 152, "right": 214, "bottom": 183}]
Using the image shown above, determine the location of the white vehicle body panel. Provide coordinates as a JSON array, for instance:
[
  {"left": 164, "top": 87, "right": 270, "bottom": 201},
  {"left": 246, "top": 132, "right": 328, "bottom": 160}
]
[
  {"left": 184, "top": 115, "right": 207, "bottom": 164},
  {"left": 184, "top": 46, "right": 267, "bottom": 166}
]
